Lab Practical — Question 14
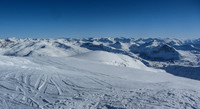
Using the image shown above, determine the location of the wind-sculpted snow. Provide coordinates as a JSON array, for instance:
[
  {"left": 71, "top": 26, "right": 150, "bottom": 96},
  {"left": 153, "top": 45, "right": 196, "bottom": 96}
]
[{"left": 0, "top": 56, "right": 200, "bottom": 108}]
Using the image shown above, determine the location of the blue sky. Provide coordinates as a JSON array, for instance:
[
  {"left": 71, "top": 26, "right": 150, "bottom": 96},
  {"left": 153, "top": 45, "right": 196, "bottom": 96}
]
[{"left": 0, "top": 0, "right": 200, "bottom": 38}]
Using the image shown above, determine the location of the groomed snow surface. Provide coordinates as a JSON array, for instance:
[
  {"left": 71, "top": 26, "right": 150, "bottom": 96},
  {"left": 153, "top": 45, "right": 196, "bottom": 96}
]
[
  {"left": 0, "top": 38, "right": 200, "bottom": 109},
  {"left": 0, "top": 51, "right": 200, "bottom": 109}
]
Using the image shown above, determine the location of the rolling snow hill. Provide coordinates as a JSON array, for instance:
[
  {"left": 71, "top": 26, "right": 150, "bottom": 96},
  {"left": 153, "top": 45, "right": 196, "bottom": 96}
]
[
  {"left": 1, "top": 37, "right": 200, "bottom": 80},
  {"left": 72, "top": 51, "right": 149, "bottom": 70},
  {"left": 0, "top": 37, "right": 200, "bottom": 108}
]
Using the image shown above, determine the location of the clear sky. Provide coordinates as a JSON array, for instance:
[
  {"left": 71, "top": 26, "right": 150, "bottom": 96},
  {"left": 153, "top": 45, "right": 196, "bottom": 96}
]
[{"left": 0, "top": 0, "right": 200, "bottom": 38}]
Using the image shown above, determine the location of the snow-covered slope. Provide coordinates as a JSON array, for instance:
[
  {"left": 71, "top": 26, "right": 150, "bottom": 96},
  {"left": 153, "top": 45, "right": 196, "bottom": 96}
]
[
  {"left": 0, "top": 37, "right": 200, "bottom": 108},
  {"left": 0, "top": 55, "right": 200, "bottom": 108},
  {"left": 129, "top": 40, "right": 181, "bottom": 61},
  {"left": 0, "top": 38, "right": 89, "bottom": 57},
  {"left": 1, "top": 37, "right": 199, "bottom": 80},
  {"left": 73, "top": 51, "right": 147, "bottom": 69},
  {"left": 0, "top": 37, "right": 200, "bottom": 80}
]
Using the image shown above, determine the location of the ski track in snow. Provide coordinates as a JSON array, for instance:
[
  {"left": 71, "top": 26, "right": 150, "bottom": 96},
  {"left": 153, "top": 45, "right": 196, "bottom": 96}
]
[
  {"left": 0, "top": 56, "right": 199, "bottom": 109},
  {"left": 0, "top": 38, "right": 200, "bottom": 108}
]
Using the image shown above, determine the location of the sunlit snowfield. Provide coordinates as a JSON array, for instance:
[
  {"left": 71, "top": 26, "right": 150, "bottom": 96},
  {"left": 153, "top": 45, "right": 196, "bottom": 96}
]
[{"left": 0, "top": 38, "right": 200, "bottom": 108}]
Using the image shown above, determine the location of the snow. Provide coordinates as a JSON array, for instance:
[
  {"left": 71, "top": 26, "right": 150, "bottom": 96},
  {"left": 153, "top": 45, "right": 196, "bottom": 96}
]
[
  {"left": 177, "top": 50, "right": 198, "bottom": 63},
  {"left": 0, "top": 37, "right": 200, "bottom": 108},
  {"left": 0, "top": 55, "right": 199, "bottom": 108},
  {"left": 73, "top": 51, "right": 144, "bottom": 69}
]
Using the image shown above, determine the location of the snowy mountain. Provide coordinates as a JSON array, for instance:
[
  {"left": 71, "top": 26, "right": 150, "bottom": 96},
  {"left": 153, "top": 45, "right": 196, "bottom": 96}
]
[
  {"left": 0, "top": 37, "right": 200, "bottom": 108},
  {"left": 1, "top": 37, "right": 199, "bottom": 80}
]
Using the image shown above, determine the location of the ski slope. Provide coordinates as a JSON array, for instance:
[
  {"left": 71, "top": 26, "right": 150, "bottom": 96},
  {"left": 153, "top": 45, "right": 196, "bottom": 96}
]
[
  {"left": 0, "top": 54, "right": 200, "bottom": 109},
  {"left": 72, "top": 51, "right": 151, "bottom": 70}
]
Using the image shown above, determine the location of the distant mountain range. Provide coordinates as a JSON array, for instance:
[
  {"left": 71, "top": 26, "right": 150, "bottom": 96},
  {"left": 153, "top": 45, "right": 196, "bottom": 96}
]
[
  {"left": 0, "top": 37, "right": 200, "bottom": 80},
  {"left": 0, "top": 37, "right": 200, "bottom": 108}
]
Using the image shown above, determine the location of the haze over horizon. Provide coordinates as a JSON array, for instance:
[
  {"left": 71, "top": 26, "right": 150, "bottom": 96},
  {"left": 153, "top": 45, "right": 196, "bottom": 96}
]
[{"left": 0, "top": 0, "right": 200, "bottom": 38}]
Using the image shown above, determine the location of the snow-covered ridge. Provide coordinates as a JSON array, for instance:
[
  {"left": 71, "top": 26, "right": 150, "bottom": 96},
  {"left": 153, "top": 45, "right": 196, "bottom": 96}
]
[
  {"left": 72, "top": 51, "right": 154, "bottom": 71},
  {"left": 0, "top": 37, "right": 200, "bottom": 80},
  {"left": 0, "top": 37, "right": 200, "bottom": 108},
  {"left": 0, "top": 52, "right": 200, "bottom": 108},
  {"left": 1, "top": 37, "right": 200, "bottom": 59}
]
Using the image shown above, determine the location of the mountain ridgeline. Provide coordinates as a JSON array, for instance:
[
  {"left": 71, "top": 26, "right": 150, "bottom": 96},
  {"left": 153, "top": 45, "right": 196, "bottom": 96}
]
[{"left": 0, "top": 37, "right": 200, "bottom": 80}]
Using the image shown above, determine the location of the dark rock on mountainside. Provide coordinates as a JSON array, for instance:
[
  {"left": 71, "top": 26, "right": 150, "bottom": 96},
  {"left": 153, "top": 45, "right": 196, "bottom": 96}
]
[
  {"left": 130, "top": 44, "right": 181, "bottom": 61},
  {"left": 54, "top": 42, "right": 71, "bottom": 49}
]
